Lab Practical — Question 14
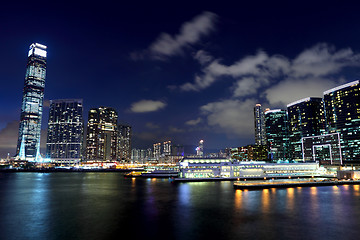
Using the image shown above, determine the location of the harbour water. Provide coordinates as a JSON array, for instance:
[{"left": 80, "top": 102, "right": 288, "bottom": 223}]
[{"left": 1, "top": 172, "right": 360, "bottom": 240}]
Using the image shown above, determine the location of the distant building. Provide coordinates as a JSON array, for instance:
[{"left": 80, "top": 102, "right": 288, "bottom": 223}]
[
  {"left": 254, "top": 104, "right": 266, "bottom": 145},
  {"left": 265, "top": 109, "right": 290, "bottom": 161},
  {"left": 196, "top": 140, "right": 204, "bottom": 157},
  {"left": 172, "top": 144, "right": 184, "bottom": 157},
  {"left": 117, "top": 124, "right": 131, "bottom": 161},
  {"left": 153, "top": 143, "right": 161, "bottom": 160},
  {"left": 86, "top": 107, "right": 118, "bottom": 160},
  {"left": 287, "top": 97, "right": 325, "bottom": 160},
  {"left": 46, "top": 99, "right": 83, "bottom": 164},
  {"left": 231, "top": 145, "right": 268, "bottom": 161},
  {"left": 178, "top": 157, "right": 320, "bottom": 179},
  {"left": 163, "top": 141, "right": 172, "bottom": 156},
  {"left": 302, "top": 133, "right": 342, "bottom": 165},
  {"left": 16, "top": 43, "right": 47, "bottom": 161},
  {"left": 323, "top": 80, "right": 360, "bottom": 163}
]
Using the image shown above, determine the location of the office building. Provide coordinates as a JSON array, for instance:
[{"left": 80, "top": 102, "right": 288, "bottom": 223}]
[
  {"left": 16, "top": 43, "right": 47, "bottom": 161},
  {"left": 265, "top": 109, "right": 290, "bottom": 161},
  {"left": 254, "top": 104, "right": 266, "bottom": 145},
  {"left": 46, "top": 99, "right": 83, "bottom": 164},
  {"left": 323, "top": 80, "right": 360, "bottom": 162},
  {"left": 117, "top": 123, "right": 132, "bottom": 161},
  {"left": 86, "top": 107, "right": 118, "bottom": 160},
  {"left": 287, "top": 97, "right": 325, "bottom": 160}
]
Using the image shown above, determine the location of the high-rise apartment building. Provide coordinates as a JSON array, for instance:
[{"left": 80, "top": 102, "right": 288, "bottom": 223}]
[
  {"left": 86, "top": 107, "right": 118, "bottom": 160},
  {"left": 16, "top": 43, "right": 47, "bottom": 161},
  {"left": 46, "top": 99, "right": 83, "bottom": 164},
  {"left": 323, "top": 80, "right": 360, "bottom": 162},
  {"left": 264, "top": 109, "right": 290, "bottom": 161},
  {"left": 117, "top": 123, "right": 132, "bottom": 161},
  {"left": 254, "top": 104, "right": 266, "bottom": 145},
  {"left": 153, "top": 142, "right": 161, "bottom": 160},
  {"left": 287, "top": 97, "right": 325, "bottom": 160},
  {"left": 163, "top": 141, "right": 172, "bottom": 156}
]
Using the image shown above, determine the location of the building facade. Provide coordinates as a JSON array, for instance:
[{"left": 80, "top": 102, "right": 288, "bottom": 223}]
[
  {"left": 323, "top": 80, "right": 360, "bottom": 162},
  {"left": 196, "top": 140, "right": 204, "bottom": 157},
  {"left": 178, "top": 158, "right": 321, "bottom": 179},
  {"left": 46, "top": 99, "right": 83, "bottom": 164},
  {"left": 153, "top": 143, "right": 161, "bottom": 160},
  {"left": 86, "top": 107, "right": 118, "bottom": 160},
  {"left": 16, "top": 43, "right": 47, "bottom": 161},
  {"left": 117, "top": 123, "right": 132, "bottom": 161},
  {"left": 287, "top": 97, "right": 325, "bottom": 160},
  {"left": 254, "top": 104, "right": 266, "bottom": 145},
  {"left": 163, "top": 141, "right": 172, "bottom": 156},
  {"left": 265, "top": 109, "right": 290, "bottom": 161}
]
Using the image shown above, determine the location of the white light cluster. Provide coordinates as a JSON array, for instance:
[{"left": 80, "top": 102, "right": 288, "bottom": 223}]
[
  {"left": 265, "top": 109, "right": 282, "bottom": 114},
  {"left": 28, "top": 43, "right": 47, "bottom": 57},
  {"left": 287, "top": 97, "right": 311, "bottom": 108}
]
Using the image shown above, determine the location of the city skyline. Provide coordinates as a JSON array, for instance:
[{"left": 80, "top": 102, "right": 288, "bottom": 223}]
[{"left": 2, "top": 1, "right": 360, "bottom": 157}]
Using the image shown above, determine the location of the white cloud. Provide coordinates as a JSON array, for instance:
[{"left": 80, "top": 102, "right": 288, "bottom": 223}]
[
  {"left": 168, "top": 126, "right": 184, "bottom": 133},
  {"left": 291, "top": 43, "right": 359, "bottom": 77},
  {"left": 194, "top": 50, "right": 214, "bottom": 65},
  {"left": 233, "top": 77, "right": 268, "bottom": 97},
  {"left": 200, "top": 99, "right": 256, "bottom": 137},
  {"left": 130, "top": 100, "right": 167, "bottom": 113},
  {"left": 181, "top": 43, "right": 360, "bottom": 94},
  {"left": 265, "top": 77, "right": 344, "bottom": 107},
  {"left": 185, "top": 117, "right": 202, "bottom": 126},
  {"left": 131, "top": 11, "right": 217, "bottom": 60},
  {"left": 145, "top": 122, "right": 160, "bottom": 129}
]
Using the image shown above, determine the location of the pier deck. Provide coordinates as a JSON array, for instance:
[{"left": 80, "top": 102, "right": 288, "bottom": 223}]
[{"left": 233, "top": 178, "right": 360, "bottom": 190}]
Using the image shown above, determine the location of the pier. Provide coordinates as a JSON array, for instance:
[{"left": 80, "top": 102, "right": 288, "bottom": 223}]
[{"left": 233, "top": 178, "right": 360, "bottom": 190}]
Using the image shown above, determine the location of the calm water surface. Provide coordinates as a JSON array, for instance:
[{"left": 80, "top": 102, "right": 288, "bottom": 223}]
[{"left": 1, "top": 172, "right": 360, "bottom": 240}]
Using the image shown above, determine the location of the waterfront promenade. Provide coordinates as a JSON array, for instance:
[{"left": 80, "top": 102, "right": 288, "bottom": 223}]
[{"left": 233, "top": 178, "right": 360, "bottom": 190}]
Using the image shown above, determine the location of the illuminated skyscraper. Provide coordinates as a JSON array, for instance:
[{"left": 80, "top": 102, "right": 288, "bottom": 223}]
[
  {"left": 46, "top": 99, "right": 83, "bottom": 164},
  {"left": 265, "top": 109, "right": 290, "bottom": 161},
  {"left": 196, "top": 140, "right": 204, "bottom": 157},
  {"left": 163, "top": 141, "right": 172, "bottom": 156},
  {"left": 86, "top": 107, "right": 118, "bottom": 160},
  {"left": 254, "top": 104, "right": 266, "bottom": 145},
  {"left": 324, "top": 80, "right": 360, "bottom": 162},
  {"left": 153, "top": 142, "right": 161, "bottom": 160},
  {"left": 16, "top": 43, "right": 47, "bottom": 161},
  {"left": 117, "top": 123, "right": 132, "bottom": 161},
  {"left": 287, "top": 97, "right": 325, "bottom": 160}
]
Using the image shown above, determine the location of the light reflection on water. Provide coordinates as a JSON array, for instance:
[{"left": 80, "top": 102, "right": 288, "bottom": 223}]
[{"left": 1, "top": 173, "right": 360, "bottom": 240}]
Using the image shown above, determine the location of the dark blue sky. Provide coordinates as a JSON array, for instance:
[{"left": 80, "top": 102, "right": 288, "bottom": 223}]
[{"left": 1, "top": 0, "right": 360, "bottom": 156}]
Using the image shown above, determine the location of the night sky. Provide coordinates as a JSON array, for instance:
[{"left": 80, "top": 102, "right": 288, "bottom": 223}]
[{"left": 1, "top": 0, "right": 360, "bottom": 157}]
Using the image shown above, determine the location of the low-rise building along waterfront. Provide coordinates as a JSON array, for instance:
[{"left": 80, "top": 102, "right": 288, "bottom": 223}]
[{"left": 178, "top": 157, "right": 322, "bottom": 179}]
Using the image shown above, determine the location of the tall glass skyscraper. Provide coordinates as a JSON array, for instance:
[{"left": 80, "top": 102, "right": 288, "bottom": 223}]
[
  {"left": 86, "top": 107, "right": 118, "bottom": 160},
  {"left": 46, "top": 99, "right": 83, "bottom": 164},
  {"left": 16, "top": 43, "right": 47, "bottom": 161},
  {"left": 324, "top": 80, "right": 360, "bottom": 162},
  {"left": 287, "top": 97, "right": 326, "bottom": 161},
  {"left": 254, "top": 104, "right": 266, "bottom": 145},
  {"left": 117, "top": 123, "right": 132, "bottom": 161},
  {"left": 264, "top": 109, "right": 290, "bottom": 161}
]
